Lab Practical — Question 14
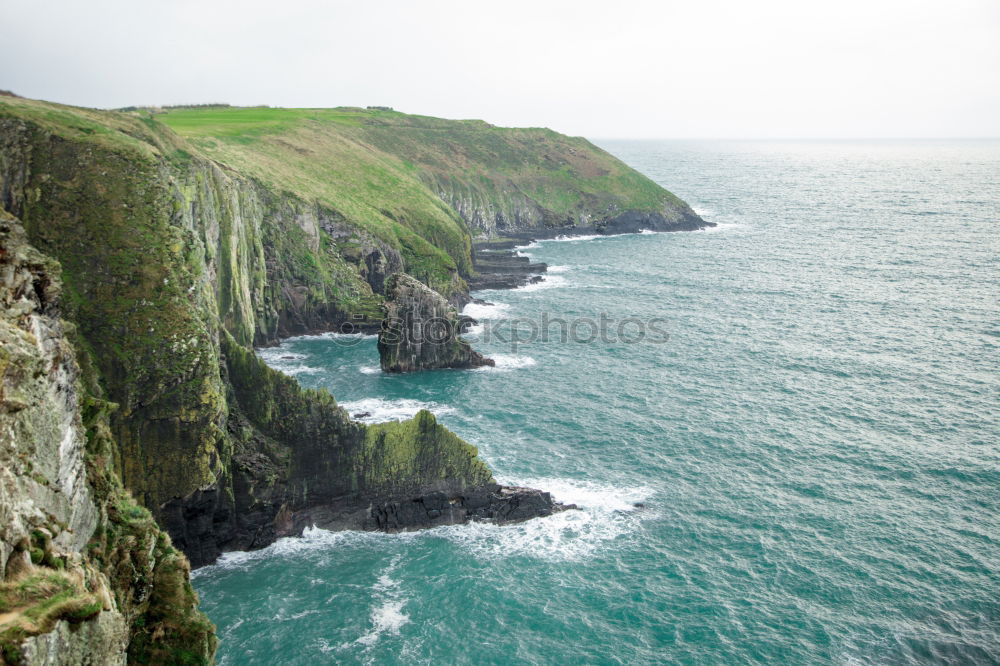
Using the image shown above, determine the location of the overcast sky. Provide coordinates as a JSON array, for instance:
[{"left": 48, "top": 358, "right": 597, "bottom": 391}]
[{"left": 2, "top": 0, "right": 998, "bottom": 138}]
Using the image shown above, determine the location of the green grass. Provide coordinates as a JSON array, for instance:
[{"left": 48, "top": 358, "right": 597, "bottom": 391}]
[{"left": 0, "top": 571, "right": 103, "bottom": 659}]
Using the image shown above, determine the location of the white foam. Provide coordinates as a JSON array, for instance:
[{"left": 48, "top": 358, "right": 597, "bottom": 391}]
[
  {"left": 513, "top": 241, "right": 540, "bottom": 250},
  {"left": 340, "top": 398, "right": 455, "bottom": 424},
  {"left": 437, "top": 478, "right": 654, "bottom": 561},
  {"left": 698, "top": 222, "right": 745, "bottom": 233},
  {"left": 257, "top": 346, "right": 323, "bottom": 376},
  {"left": 693, "top": 206, "right": 715, "bottom": 217},
  {"left": 462, "top": 301, "right": 511, "bottom": 320},
  {"left": 257, "top": 349, "right": 306, "bottom": 362},
  {"left": 356, "top": 556, "right": 410, "bottom": 647},
  {"left": 639, "top": 229, "right": 659, "bottom": 235},
  {"left": 356, "top": 601, "right": 409, "bottom": 646},
  {"left": 550, "top": 233, "right": 603, "bottom": 242},
  {"left": 509, "top": 477, "right": 651, "bottom": 513},
  {"left": 546, "top": 265, "right": 570, "bottom": 273},
  {"left": 327, "top": 331, "right": 378, "bottom": 340},
  {"left": 282, "top": 331, "right": 377, "bottom": 342},
  {"left": 282, "top": 365, "right": 322, "bottom": 376},
  {"left": 513, "top": 275, "right": 569, "bottom": 292},
  {"left": 359, "top": 365, "right": 381, "bottom": 375},
  {"left": 474, "top": 355, "right": 536, "bottom": 372}
]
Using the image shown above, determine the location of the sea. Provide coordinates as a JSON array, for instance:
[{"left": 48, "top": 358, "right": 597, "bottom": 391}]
[{"left": 193, "top": 140, "right": 1000, "bottom": 665}]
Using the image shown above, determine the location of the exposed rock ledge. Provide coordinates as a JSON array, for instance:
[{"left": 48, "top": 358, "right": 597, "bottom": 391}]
[
  {"left": 369, "top": 485, "right": 573, "bottom": 531},
  {"left": 378, "top": 272, "right": 494, "bottom": 372},
  {"left": 468, "top": 208, "right": 715, "bottom": 290}
]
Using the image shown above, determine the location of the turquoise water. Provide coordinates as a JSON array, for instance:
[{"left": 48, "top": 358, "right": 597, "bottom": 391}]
[{"left": 194, "top": 140, "right": 1000, "bottom": 665}]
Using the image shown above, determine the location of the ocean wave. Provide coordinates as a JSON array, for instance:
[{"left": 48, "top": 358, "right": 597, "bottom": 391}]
[
  {"left": 281, "top": 365, "right": 323, "bottom": 376},
  {"left": 340, "top": 398, "right": 456, "bottom": 424},
  {"left": 513, "top": 241, "right": 540, "bottom": 250},
  {"left": 277, "top": 331, "right": 378, "bottom": 344},
  {"left": 513, "top": 275, "right": 569, "bottom": 292},
  {"left": 549, "top": 233, "right": 604, "bottom": 242},
  {"left": 473, "top": 355, "right": 536, "bottom": 372},
  {"left": 462, "top": 301, "right": 511, "bottom": 320},
  {"left": 698, "top": 222, "right": 746, "bottom": 233},
  {"left": 359, "top": 365, "right": 381, "bottom": 375},
  {"left": 257, "top": 349, "right": 307, "bottom": 362},
  {"left": 256, "top": 346, "right": 322, "bottom": 376},
  {"left": 546, "top": 265, "right": 571, "bottom": 273},
  {"left": 439, "top": 477, "right": 654, "bottom": 561}
]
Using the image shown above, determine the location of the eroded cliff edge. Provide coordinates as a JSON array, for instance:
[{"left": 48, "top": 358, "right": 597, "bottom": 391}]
[{"left": 0, "top": 95, "right": 705, "bottom": 661}]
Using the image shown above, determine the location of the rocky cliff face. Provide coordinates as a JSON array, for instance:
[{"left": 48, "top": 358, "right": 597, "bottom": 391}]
[
  {"left": 0, "top": 212, "right": 214, "bottom": 665},
  {"left": 378, "top": 273, "right": 493, "bottom": 372}
]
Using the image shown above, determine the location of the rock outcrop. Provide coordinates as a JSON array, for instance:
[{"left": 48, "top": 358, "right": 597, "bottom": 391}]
[
  {"left": 370, "top": 484, "right": 573, "bottom": 531},
  {"left": 378, "top": 273, "right": 494, "bottom": 372}
]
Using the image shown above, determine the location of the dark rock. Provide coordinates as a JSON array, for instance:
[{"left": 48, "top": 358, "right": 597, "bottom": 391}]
[
  {"left": 352, "top": 411, "right": 372, "bottom": 419},
  {"left": 367, "top": 485, "right": 576, "bottom": 531},
  {"left": 378, "top": 272, "right": 494, "bottom": 372}
]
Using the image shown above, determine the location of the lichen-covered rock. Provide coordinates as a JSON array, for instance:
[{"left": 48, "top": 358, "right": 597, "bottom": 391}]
[{"left": 378, "top": 273, "right": 494, "bottom": 372}]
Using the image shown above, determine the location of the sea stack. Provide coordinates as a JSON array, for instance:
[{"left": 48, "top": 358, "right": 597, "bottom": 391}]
[{"left": 378, "top": 273, "right": 494, "bottom": 372}]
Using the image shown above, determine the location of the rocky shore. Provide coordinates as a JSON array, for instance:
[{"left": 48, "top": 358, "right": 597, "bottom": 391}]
[{"left": 468, "top": 208, "right": 713, "bottom": 290}]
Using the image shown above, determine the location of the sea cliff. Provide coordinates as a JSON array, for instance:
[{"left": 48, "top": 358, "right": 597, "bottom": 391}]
[{"left": 0, "top": 95, "right": 707, "bottom": 663}]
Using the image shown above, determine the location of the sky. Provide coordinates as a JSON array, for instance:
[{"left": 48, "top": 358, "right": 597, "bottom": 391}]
[{"left": 2, "top": 0, "right": 998, "bottom": 139}]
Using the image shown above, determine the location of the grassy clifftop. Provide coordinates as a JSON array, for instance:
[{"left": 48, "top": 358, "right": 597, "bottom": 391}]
[{"left": 156, "top": 105, "right": 685, "bottom": 238}]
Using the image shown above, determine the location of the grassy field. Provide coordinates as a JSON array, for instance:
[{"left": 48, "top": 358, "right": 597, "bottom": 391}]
[{"left": 158, "top": 106, "right": 473, "bottom": 279}]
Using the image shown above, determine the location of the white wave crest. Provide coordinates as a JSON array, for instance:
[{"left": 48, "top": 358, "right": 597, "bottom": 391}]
[
  {"left": 359, "top": 365, "right": 381, "bottom": 375},
  {"left": 546, "top": 265, "right": 571, "bottom": 273},
  {"left": 514, "top": 275, "right": 569, "bottom": 292},
  {"left": 340, "top": 398, "right": 455, "bottom": 423},
  {"left": 551, "top": 233, "right": 603, "bottom": 242},
  {"left": 513, "top": 241, "right": 540, "bottom": 250},
  {"left": 462, "top": 301, "right": 511, "bottom": 320},
  {"left": 257, "top": 346, "right": 322, "bottom": 376},
  {"left": 473, "top": 355, "right": 536, "bottom": 372}
]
